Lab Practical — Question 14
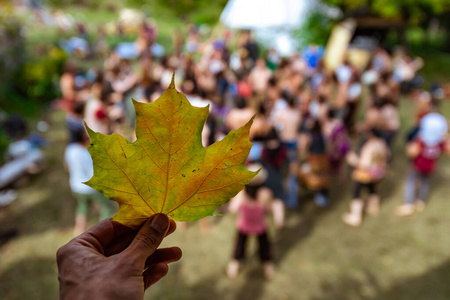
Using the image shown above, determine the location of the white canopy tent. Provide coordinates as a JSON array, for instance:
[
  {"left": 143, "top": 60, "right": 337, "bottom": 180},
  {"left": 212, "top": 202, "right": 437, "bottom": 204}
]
[
  {"left": 220, "top": 0, "right": 308, "bottom": 55},
  {"left": 220, "top": 0, "right": 339, "bottom": 56}
]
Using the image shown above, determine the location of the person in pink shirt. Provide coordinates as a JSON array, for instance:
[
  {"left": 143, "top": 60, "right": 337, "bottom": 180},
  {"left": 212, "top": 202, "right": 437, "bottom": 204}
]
[{"left": 226, "top": 164, "right": 284, "bottom": 280}]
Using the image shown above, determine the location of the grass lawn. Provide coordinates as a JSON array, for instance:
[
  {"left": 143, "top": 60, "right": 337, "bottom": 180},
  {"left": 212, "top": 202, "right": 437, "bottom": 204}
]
[
  {"left": 1, "top": 77, "right": 450, "bottom": 299},
  {"left": 2, "top": 3, "right": 450, "bottom": 297}
]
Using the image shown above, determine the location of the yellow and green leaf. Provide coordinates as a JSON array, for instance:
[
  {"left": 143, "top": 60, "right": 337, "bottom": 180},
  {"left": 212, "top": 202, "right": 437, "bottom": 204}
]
[{"left": 85, "top": 78, "right": 256, "bottom": 228}]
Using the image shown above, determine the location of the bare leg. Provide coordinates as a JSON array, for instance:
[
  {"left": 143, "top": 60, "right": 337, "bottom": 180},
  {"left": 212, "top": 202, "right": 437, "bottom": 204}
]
[
  {"left": 342, "top": 199, "right": 364, "bottom": 227},
  {"left": 264, "top": 262, "right": 275, "bottom": 280},
  {"left": 74, "top": 214, "right": 87, "bottom": 236},
  {"left": 416, "top": 173, "right": 430, "bottom": 211},
  {"left": 226, "top": 260, "right": 240, "bottom": 279},
  {"left": 396, "top": 169, "right": 418, "bottom": 216},
  {"left": 366, "top": 194, "right": 380, "bottom": 215}
]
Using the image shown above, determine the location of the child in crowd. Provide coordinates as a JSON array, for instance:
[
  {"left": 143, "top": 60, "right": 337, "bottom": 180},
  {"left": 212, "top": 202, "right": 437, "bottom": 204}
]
[
  {"left": 298, "top": 120, "right": 331, "bottom": 207},
  {"left": 66, "top": 101, "right": 86, "bottom": 144},
  {"left": 65, "top": 128, "right": 114, "bottom": 235},
  {"left": 343, "top": 128, "right": 389, "bottom": 226},
  {"left": 396, "top": 113, "right": 449, "bottom": 216},
  {"left": 227, "top": 164, "right": 284, "bottom": 280}
]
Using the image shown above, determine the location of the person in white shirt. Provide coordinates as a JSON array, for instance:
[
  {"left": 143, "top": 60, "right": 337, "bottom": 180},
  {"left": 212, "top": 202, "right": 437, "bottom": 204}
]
[{"left": 65, "top": 128, "right": 113, "bottom": 235}]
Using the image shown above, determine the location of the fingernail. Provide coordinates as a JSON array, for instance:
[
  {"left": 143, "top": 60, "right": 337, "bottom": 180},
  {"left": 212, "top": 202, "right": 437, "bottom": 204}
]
[{"left": 150, "top": 213, "right": 169, "bottom": 233}]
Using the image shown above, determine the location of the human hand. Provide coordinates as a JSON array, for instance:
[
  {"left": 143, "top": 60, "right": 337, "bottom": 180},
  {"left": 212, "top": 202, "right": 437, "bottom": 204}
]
[
  {"left": 57, "top": 213, "right": 182, "bottom": 300},
  {"left": 346, "top": 151, "right": 359, "bottom": 167}
]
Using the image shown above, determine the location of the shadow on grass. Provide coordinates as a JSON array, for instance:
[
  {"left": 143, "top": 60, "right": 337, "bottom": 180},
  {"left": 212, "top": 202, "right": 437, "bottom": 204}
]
[
  {"left": 0, "top": 257, "right": 58, "bottom": 300},
  {"left": 0, "top": 171, "right": 74, "bottom": 246},
  {"left": 149, "top": 262, "right": 224, "bottom": 300},
  {"left": 312, "top": 259, "right": 450, "bottom": 300}
]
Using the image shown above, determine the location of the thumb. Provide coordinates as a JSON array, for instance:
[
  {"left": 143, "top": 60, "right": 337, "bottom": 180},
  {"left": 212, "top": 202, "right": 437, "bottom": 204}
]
[{"left": 122, "top": 213, "right": 170, "bottom": 265}]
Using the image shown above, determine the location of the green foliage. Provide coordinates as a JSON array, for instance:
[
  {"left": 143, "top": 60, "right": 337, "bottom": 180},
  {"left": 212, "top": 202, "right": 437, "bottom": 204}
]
[
  {"left": 21, "top": 48, "right": 67, "bottom": 104},
  {"left": 0, "top": 7, "right": 67, "bottom": 118},
  {"left": 294, "top": 11, "right": 334, "bottom": 48},
  {"left": 323, "top": 0, "right": 450, "bottom": 25},
  {"left": 0, "top": 129, "right": 10, "bottom": 164},
  {"left": 125, "top": 0, "right": 228, "bottom": 24},
  {"left": 43, "top": 0, "right": 118, "bottom": 11}
]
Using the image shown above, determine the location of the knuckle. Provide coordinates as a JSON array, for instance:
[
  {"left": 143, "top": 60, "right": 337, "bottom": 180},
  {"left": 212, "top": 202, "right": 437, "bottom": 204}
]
[
  {"left": 56, "top": 245, "right": 69, "bottom": 264},
  {"left": 56, "top": 242, "right": 78, "bottom": 265},
  {"left": 135, "top": 230, "right": 161, "bottom": 250}
]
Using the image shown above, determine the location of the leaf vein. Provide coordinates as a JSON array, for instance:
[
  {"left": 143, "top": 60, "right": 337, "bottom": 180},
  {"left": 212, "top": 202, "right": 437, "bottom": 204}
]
[
  {"left": 196, "top": 177, "right": 250, "bottom": 194},
  {"left": 97, "top": 141, "right": 156, "bottom": 213},
  {"left": 165, "top": 142, "right": 236, "bottom": 215},
  {"left": 93, "top": 184, "right": 139, "bottom": 195},
  {"left": 171, "top": 154, "right": 197, "bottom": 178},
  {"left": 139, "top": 146, "right": 167, "bottom": 174},
  {"left": 171, "top": 111, "right": 207, "bottom": 155},
  {"left": 137, "top": 104, "right": 169, "bottom": 155}
]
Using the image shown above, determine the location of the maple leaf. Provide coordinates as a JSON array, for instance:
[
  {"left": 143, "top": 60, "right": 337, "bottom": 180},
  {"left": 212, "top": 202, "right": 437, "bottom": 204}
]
[{"left": 85, "top": 79, "right": 257, "bottom": 228}]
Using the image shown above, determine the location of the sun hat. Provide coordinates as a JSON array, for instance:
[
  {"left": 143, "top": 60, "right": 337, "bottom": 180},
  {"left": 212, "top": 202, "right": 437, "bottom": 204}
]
[
  {"left": 247, "top": 163, "right": 268, "bottom": 186},
  {"left": 419, "top": 112, "right": 448, "bottom": 146}
]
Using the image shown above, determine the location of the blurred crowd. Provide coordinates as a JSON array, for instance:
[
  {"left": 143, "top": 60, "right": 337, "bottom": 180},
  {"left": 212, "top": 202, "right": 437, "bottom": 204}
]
[{"left": 59, "top": 23, "right": 450, "bottom": 280}]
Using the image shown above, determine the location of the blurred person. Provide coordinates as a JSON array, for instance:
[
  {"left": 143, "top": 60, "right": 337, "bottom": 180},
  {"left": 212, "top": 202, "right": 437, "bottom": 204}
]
[
  {"left": 65, "top": 128, "right": 114, "bottom": 235},
  {"left": 95, "top": 25, "right": 109, "bottom": 58},
  {"left": 90, "top": 69, "right": 105, "bottom": 100},
  {"left": 210, "top": 96, "right": 231, "bottom": 139},
  {"left": 57, "top": 213, "right": 182, "bottom": 300},
  {"left": 209, "top": 49, "right": 226, "bottom": 75},
  {"left": 236, "top": 72, "right": 253, "bottom": 100},
  {"left": 372, "top": 47, "right": 392, "bottom": 74},
  {"left": 267, "top": 78, "right": 287, "bottom": 122},
  {"left": 172, "top": 30, "right": 183, "bottom": 56},
  {"left": 393, "top": 52, "right": 424, "bottom": 94},
  {"left": 414, "top": 91, "right": 433, "bottom": 124},
  {"left": 60, "top": 61, "right": 77, "bottom": 109},
  {"left": 66, "top": 101, "right": 86, "bottom": 144},
  {"left": 185, "top": 24, "right": 200, "bottom": 53},
  {"left": 298, "top": 120, "right": 330, "bottom": 207},
  {"left": 137, "top": 21, "right": 158, "bottom": 55},
  {"left": 227, "top": 164, "right": 284, "bottom": 280},
  {"left": 378, "top": 98, "right": 400, "bottom": 155},
  {"left": 149, "top": 81, "right": 164, "bottom": 103},
  {"left": 182, "top": 80, "right": 212, "bottom": 110},
  {"left": 290, "top": 52, "right": 307, "bottom": 74},
  {"left": 249, "top": 58, "right": 272, "bottom": 94},
  {"left": 311, "top": 60, "right": 328, "bottom": 92},
  {"left": 249, "top": 104, "right": 272, "bottom": 141},
  {"left": 375, "top": 72, "right": 399, "bottom": 103},
  {"left": 361, "top": 97, "right": 400, "bottom": 154},
  {"left": 225, "top": 97, "right": 256, "bottom": 131},
  {"left": 196, "top": 69, "right": 216, "bottom": 95},
  {"left": 259, "top": 128, "right": 287, "bottom": 205},
  {"left": 215, "top": 69, "right": 230, "bottom": 99},
  {"left": 303, "top": 45, "right": 324, "bottom": 77},
  {"left": 396, "top": 113, "right": 450, "bottom": 216},
  {"left": 110, "top": 60, "right": 138, "bottom": 97},
  {"left": 343, "top": 129, "right": 389, "bottom": 227},
  {"left": 323, "top": 109, "right": 351, "bottom": 181},
  {"left": 273, "top": 95, "right": 301, "bottom": 208},
  {"left": 345, "top": 72, "right": 362, "bottom": 132},
  {"left": 334, "top": 58, "right": 353, "bottom": 120},
  {"left": 104, "top": 50, "right": 122, "bottom": 73},
  {"left": 238, "top": 30, "right": 258, "bottom": 67},
  {"left": 84, "top": 86, "right": 110, "bottom": 134},
  {"left": 247, "top": 104, "right": 273, "bottom": 163},
  {"left": 266, "top": 48, "right": 280, "bottom": 71}
]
